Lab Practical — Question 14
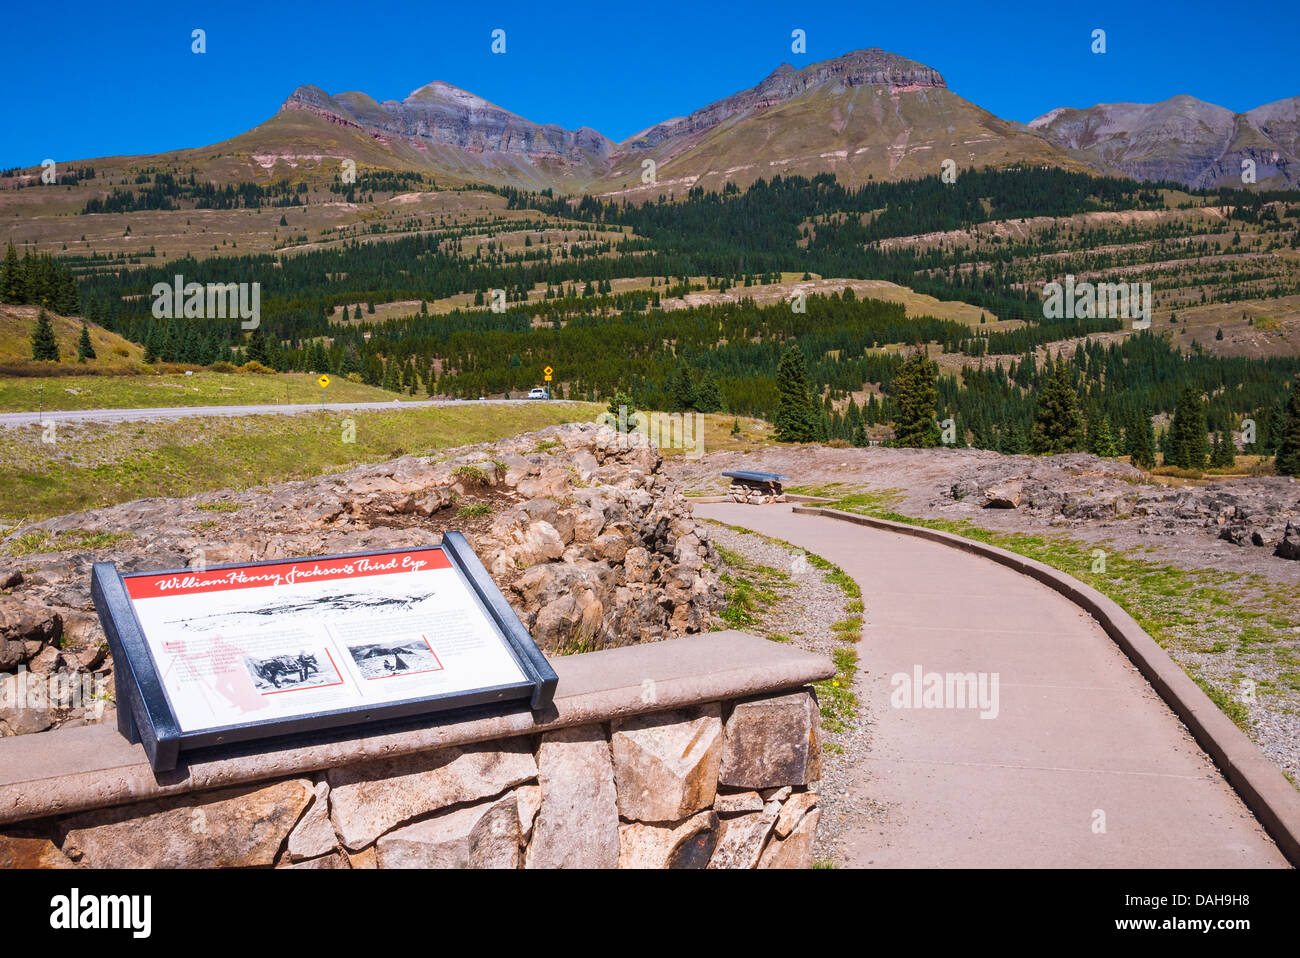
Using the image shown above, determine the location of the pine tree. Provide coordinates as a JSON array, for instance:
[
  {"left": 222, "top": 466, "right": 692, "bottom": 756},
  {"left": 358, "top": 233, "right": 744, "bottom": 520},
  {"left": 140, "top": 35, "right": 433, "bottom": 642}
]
[
  {"left": 76, "top": 323, "right": 95, "bottom": 362},
  {"left": 774, "top": 345, "right": 819, "bottom": 442},
  {"left": 1166, "top": 386, "right": 1209, "bottom": 469},
  {"left": 1126, "top": 410, "right": 1157, "bottom": 469},
  {"left": 2, "top": 242, "right": 22, "bottom": 303},
  {"left": 1087, "top": 412, "right": 1118, "bottom": 457},
  {"left": 667, "top": 365, "right": 696, "bottom": 411},
  {"left": 891, "top": 349, "right": 941, "bottom": 448},
  {"left": 1001, "top": 419, "right": 1028, "bottom": 455},
  {"left": 1209, "top": 432, "right": 1236, "bottom": 469},
  {"left": 694, "top": 372, "right": 723, "bottom": 413},
  {"left": 1275, "top": 380, "right": 1300, "bottom": 478},
  {"left": 31, "top": 308, "right": 60, "bottom": 361},
  {"left": 382, "top": 359, "right": 401, "bottom": 392},
  {"left": 1029, "top": 360, "right": 1084, "bottom": 454}
]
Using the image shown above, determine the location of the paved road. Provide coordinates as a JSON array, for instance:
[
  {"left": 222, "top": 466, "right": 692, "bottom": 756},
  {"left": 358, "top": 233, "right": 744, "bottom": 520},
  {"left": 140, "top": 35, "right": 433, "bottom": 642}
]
[
  {"left": 0, "top": 398, "right": 544, "bottom": 427},
  {"left": 696, "top": 502, "right": 1287, "bottom": 868}
]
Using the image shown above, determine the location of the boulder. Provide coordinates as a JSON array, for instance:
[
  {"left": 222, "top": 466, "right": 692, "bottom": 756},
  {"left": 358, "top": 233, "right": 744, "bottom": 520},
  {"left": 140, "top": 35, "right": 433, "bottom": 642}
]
[
  {"left": 60, "top": 779, "right": 314, "bottom": 868},
  {"left": 758, "top": 808, "right": 821, "bottom": 869},
  {"left": 1276, "top": 521, "right": 1300, "bottom": 560},
  {"left": 719, "top": 690, "right": 821, "bottom": 790},
  {"left": 713, "top": 791, "right": 765, "bottom": 815},
  {"left": 773, "top": 790, "right": 818, "bottom": 838},
  {"left": 983, "top": 483, "right": 1024, "bottom": 509},
  {"left": 0, "top": 834, "right": 78, "bottom": 868},
  {"left": 611, "top": 704, "right": 723, "bottom": 822},
  {"left": 706, "top": 800, "right": 780, "bottom": 869},
  {"left": 0, "top": 599, "right": 62, "bottom": 671},
  {"left": 327, "top": 741, "right": 537, "bottom": 849},
  {"left": 525, "top": 725, "right": 619, "bottom": 869},
  {"left": 618, "top": 811, "right": 719, "bottom": 868},
  {"left": 286, "top": 779, "right": 338, "bottom": 861},
  {"left": 375, "top": 792, "right": 520, "bottom": 869}
]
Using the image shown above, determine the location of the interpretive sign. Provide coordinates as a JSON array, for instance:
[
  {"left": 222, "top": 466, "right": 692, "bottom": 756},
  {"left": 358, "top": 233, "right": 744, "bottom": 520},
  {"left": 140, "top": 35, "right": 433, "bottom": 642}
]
[{"left": 91, "top": 533, "right": 558, "bottom": 772}]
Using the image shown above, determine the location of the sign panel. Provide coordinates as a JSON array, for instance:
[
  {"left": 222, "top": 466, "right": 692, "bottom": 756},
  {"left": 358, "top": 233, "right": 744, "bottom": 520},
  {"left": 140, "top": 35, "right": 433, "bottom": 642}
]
[{"left": 92, "top": 535, "right": 557, "bottom": 771}]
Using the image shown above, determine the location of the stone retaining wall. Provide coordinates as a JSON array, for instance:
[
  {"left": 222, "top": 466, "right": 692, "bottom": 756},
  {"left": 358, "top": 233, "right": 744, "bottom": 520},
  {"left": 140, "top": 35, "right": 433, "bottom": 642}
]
[{"left": 0, "top": 632, "right": 832, "bottom": 869}]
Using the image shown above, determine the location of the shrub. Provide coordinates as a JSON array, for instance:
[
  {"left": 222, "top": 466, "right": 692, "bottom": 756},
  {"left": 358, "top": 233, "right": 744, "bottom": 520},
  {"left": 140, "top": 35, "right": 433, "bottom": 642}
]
[{"left": 240, "top": 361, "right": 273, "bottom": 374}]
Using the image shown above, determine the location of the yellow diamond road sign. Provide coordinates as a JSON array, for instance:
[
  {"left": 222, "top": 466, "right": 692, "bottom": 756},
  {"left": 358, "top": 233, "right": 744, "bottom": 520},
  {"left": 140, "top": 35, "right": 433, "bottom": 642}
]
[
  {"left": 543, "top": 365, "right": 553, "bottom": 381},
  {"left": 318, "top": 374, "right": 330, "bottom": 388}
]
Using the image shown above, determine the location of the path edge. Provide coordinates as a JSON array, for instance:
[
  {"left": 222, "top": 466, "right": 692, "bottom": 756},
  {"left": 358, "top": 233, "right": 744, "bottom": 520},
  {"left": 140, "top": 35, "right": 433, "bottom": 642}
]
[{"left": 793, "top": 505, "right": 1300, "bottom": 867}]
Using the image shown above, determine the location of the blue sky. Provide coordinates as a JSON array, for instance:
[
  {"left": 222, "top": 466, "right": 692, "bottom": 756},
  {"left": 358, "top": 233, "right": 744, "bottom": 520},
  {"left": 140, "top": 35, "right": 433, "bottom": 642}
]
[{"left": 3, "top": 0, "right": 1297, "bottom": 168}]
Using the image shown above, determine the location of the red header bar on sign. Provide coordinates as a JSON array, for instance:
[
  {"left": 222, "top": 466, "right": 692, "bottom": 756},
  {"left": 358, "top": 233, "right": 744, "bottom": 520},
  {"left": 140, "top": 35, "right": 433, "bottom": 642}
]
[{"left": 124, "top": 549, "right": 451, "bottom": 600}]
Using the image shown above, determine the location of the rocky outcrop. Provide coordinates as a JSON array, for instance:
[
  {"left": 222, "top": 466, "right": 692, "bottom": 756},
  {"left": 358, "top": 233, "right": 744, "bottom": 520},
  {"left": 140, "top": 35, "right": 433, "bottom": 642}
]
[
  {"left": 942, "top": 453, "right": 1300, "bottom": 551},
  {"left": 0, "top": 422, "right": 722, "bottom": 737}
]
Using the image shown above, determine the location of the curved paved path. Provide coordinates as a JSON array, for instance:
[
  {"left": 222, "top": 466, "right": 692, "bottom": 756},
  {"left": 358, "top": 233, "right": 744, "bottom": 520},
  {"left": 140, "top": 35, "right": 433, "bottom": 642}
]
[{"left": 696, "top": 502, "right": 1287, "bottom": 868}]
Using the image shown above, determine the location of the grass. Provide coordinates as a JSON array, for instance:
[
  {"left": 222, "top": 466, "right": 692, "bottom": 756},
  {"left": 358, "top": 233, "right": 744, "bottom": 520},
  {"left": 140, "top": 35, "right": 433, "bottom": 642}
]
[
  {"left": 452, "top": 464, "right": 489, "bottom": 484},
  {"left": 817, "top": 646, "right": 860, "bottom": 734},
  {"left": 3, "top": 528, "right": 133, "bottom": 557},
  {"left": 0, "top": 401, "right": 599, "bottom": 523},
  {"left": 709, "top": 520, "right": 866, "bottom": 739},
  {"left": 456, "top": 503, "right": 493, "bottom": 519},
  {"left": 0, "top": 369, "right": 399, "bottom": 412}
]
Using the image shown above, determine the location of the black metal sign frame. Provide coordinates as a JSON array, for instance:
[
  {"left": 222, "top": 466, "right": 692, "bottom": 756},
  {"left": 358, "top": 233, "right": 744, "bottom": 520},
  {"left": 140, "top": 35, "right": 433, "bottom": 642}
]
[{"left": 91, "top": 533, "right": 557, "bottom": 772}]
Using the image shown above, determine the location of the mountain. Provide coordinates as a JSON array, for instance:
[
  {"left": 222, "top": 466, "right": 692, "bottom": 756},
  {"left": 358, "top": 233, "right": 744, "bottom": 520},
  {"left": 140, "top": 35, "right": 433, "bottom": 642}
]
[
  {"left": 1029, "top": 95, "right": 1300, "bottom": 189},
  {"left": 249, "top": 48, "right": 1085, "bottom": 194},
  {"left": 278, "top": 81, "right": 615, "bottom": 191}
]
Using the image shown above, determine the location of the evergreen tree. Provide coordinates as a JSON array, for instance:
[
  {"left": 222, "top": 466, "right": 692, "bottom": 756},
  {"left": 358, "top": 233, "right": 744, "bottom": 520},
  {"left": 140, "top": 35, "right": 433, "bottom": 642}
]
[
  {"left": 891, "top": 349, "right": 941, "bottom": 448},
  {"left": 667, "top": 365, "right": 696, "bottom": 411},
  {"left": 1126, "top": 410, "right": 1157, "bottom": 469},
  {"left": 1029, "top": 359, "right": 1084, "bottom": 454},
  {"left": 245, "top": 330, "right": 271, "bottom": 366},
  {"left": 1087, "top": 411, "right": 1118, "bottom": 457},
  {"left": 1001, "top": 419, "right": 1028, "bottom": 455},
  {"left": 76, "top": 323, "right": 95, "bottom": 362},
  {"left": 1166, "top": 386, "right": 1209, "bottom": 469},
  {"left": 607, "top": 391, "right": 640, "bottom": 429},
  {"left": 2, "top": 242, "right": 21, "bottom": 303},
  {"left": 1275, "top": 380, "right": 1300, "bottom": 478},
  {"left": 1209, "top": 432, "right": 1236, "bottom": 469},
  {"left": 773, "top": 345, "right": 819, "bottom": 442},
  {"left": 382, "top": 358, "right": 401, "bottom": 392},
  {"left": 694, "top": 372, "right": 723, "bottom": 413},
  {"left": 31, "top": 308, "right": 60, "bottom": 361}
]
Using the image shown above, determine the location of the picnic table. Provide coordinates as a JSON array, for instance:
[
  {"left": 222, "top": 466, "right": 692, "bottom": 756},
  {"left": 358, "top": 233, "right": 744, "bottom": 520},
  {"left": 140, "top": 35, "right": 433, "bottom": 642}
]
[{"left": 722, "top": 470, "right": 789, "bottom": 504}]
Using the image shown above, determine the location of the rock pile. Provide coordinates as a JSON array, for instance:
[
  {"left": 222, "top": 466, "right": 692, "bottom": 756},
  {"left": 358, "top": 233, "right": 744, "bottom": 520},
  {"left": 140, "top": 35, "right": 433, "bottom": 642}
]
[
  {"left": 0, "top": 422, "right": 723, "bottom": 736},
  {"left": 942, "top": 453, "right": 1300, "bottom": 556}
]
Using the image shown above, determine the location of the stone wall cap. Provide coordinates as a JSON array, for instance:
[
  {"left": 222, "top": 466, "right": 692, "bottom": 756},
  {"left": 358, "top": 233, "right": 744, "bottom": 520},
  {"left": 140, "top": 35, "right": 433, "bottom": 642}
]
[{"left": 0, "top": 631, "right": 832, "bottom": 826}]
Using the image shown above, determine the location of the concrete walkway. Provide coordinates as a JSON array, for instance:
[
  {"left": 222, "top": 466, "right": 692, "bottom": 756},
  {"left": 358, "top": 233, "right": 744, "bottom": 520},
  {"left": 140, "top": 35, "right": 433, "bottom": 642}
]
[{"left": 696, "top": 502, "right": 1287, "bottom": 868}]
